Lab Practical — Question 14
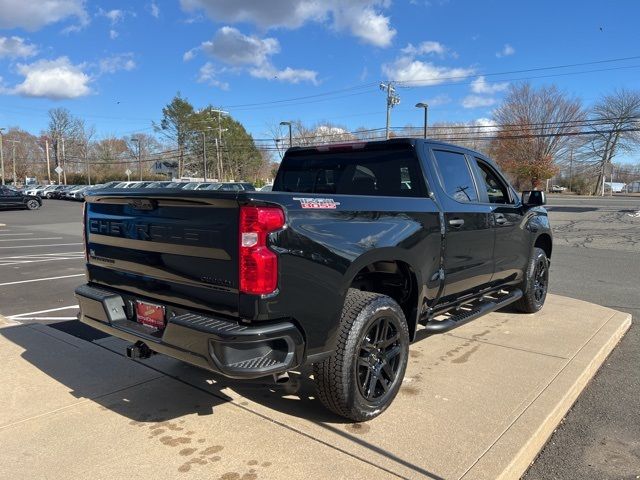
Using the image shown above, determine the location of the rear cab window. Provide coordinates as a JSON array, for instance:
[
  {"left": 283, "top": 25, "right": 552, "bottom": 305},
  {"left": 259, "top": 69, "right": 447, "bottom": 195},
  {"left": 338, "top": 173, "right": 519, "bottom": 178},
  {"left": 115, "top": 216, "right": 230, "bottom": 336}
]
[{"left": 273, "top": 143, "right": 427, "bottom": 197}]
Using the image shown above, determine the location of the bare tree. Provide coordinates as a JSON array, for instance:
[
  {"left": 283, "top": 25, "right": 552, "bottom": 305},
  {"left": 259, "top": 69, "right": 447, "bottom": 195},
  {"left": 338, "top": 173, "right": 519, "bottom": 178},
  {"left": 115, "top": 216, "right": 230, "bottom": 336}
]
[
  {"left": 490, "top": 83, "right": 584, "bottom": 189},
  {"left": 580, "top": 88, "right": 640, "bottom": 194},
  {"left": 45, "top": 108, "right": 87, "bottom": 183}
]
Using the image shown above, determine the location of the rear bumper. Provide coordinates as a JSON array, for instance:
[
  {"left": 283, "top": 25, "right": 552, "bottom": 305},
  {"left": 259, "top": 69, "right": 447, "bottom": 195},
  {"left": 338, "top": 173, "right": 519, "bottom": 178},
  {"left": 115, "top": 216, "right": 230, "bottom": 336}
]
[{"left": 75, "top": 284, "right": 305, "bottom": 379}]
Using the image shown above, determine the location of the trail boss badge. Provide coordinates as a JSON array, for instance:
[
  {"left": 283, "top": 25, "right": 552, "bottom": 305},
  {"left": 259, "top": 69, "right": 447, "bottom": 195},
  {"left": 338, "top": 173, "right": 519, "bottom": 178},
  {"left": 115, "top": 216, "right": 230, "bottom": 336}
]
[{"left": 293, "top": 197, "right": 341, "bottom": 209}]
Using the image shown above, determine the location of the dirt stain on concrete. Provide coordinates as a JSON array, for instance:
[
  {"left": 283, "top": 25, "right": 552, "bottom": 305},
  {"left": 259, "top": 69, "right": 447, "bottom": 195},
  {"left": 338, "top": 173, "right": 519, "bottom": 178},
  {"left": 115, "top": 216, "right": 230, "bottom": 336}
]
[
  {"left": 200, "top": 445, "right": 224, "bottom": 455},
  {"left": 400, "top": 386, "right": 420, "bottom": 396},
  {"left": 179, "top": 447, "right": 197, "bottom": 456},
  {"left": 452, "top": 344, "right": 480, "bottom": 364},
  {"left": 160, "top": 435, "right": 192, "bottom": 447},
  {"left": 345, "top": 423, "right": 371, "bottom": 434}
]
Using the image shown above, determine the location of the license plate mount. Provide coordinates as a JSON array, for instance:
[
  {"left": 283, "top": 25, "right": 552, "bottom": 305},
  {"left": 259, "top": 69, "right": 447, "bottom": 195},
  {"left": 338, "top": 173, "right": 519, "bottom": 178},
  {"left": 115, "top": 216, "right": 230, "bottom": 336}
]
[{"left": 135, "top": 301, "right": 166, "bottom": 330}]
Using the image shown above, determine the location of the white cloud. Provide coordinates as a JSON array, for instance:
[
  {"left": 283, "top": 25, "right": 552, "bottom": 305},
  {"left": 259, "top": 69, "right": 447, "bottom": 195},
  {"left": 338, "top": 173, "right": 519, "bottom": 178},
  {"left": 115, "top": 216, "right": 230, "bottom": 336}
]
[
  {"left": 0, "top": 36, "right": 38, "bottom": 59},
  {"left": 150, "top": 1, "right": 160, "bottom": 18},
  {"left": 462, "top": 95, "right": 497, "bottom": 109},
  {"left": 13, "top": 57, "right": 91, "bottom": 99},
  {"left": 250, "top": 65, "right": 318, "bottom": 85},
  {"left": 180, "top": 0, "right": 395, "bottom": 47},
  {"left": 382, "top": 56, "right": 474, "bottom": 86},
  {"left": 109, "top": 29, "right": 119, "bottom": 40},
  {"left": 197, "top": 62, "right": 229, "bottom": 90},
  {"left": 496, "top": 43, "right": 515, "bottom": 58},
  {"left": 401, "top": 41, "right": 447, "bottom": 57},
  {"left": 425, "top": 93, "right": 451, "bottom": 106},
  {"left": 473, "top": 117, "right": 497, "bottom": 128},
  {"left": 193, "top": 26, "right": 318, "bottom": 85},
  {"left": 470, "top": 76, "right": 508, "bottom": 94},
  {"left": 100, "top": 9, "right": 125, "bottom": 25},
  {"left": 98, "top": 53, "right": 136, "bottom": 74},
  {"left": 183, "top": 49, "right": 196, "bottom": 62},
  {"left": 0, "top": 0, "right": 87, "bottom": 31},
  {"left": 200, "top": 26, "right": 279, "bottom": 66}
]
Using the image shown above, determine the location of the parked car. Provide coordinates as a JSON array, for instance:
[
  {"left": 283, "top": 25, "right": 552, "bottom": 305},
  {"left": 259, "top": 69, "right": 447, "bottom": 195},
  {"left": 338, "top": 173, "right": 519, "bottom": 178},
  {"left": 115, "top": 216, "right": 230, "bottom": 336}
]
[
  {"left": 76, "top": 138, "right": 552, "bottom": 421},
  {"left": 50, "top": 185, "right": 77, "bottom": 199},
  {"left": 62, "top": 185, "right": 88, "bottom": 200},
  {"left": 550, "top": 185, "right": 566, "bottom": 193},
  {"left": 206, "top": 182, "right": 255, "bottom": 191},
  {"left": 44, "top": 185, "right": 66, "bottom": 198},
  {"left": 259, "top": 184, "right": 273, "bottom": 192},
  {"left": 0, "top": 185, "right": 42, "bottom": 210},
  {"left": 24, "top": 185, "right": 45, "bottom": 196}
]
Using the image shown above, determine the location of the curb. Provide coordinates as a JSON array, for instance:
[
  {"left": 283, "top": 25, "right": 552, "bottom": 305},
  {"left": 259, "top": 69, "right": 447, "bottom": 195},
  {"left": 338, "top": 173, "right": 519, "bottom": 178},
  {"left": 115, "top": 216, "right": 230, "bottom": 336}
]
[{"left": 462, "top": 311, "right": 633, "bottom": 480}]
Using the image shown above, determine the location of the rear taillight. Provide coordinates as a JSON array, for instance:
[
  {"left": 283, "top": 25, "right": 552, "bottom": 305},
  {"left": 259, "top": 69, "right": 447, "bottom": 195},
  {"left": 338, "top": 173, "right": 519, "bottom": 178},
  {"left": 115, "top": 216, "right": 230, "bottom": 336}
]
[{"left": 239, "top": 206, "right": 285, "bottom": 295}]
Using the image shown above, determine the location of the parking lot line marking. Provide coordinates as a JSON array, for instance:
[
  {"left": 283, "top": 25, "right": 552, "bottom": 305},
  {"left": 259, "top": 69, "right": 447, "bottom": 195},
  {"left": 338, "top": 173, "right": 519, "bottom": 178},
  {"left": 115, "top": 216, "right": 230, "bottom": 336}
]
[
  {"left": 8, "top": 305, "right": 79, "bottom": 319},
  {"left": 0, "top": 252, "right": 83, "bottom": 259},
  {"left": 0, "top": 242, "right": 82, "bottom": 249},
  {"left": 12, "top": 316, "right": 79, "bottom": 321},
  {"left": 0, "top": 237, "right": 63, "bottom": 242},
  {"left": 0, "top": 257, "right": 83, "bottom": 266},
  {"left": 0, "top": 233, "right": 33, "bottom": 236},
  {"left": 0, "top": 274, "right": 84, "bottom": 286}
]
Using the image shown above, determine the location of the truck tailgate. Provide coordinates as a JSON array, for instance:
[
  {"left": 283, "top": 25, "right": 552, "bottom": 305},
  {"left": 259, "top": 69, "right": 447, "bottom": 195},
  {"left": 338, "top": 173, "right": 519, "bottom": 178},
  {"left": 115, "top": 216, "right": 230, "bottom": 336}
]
[{"left": 85, "top": 191, "right": 240, "bottom": 316}]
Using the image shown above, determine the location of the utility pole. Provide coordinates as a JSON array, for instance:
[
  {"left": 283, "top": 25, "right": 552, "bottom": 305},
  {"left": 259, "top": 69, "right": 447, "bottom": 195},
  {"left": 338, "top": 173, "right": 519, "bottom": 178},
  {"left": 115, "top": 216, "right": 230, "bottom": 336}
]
[
  {"left": 131, "top": 138, "right": 141, "bottom": 181},
  {"left": 45, "top": 139, "right": 51, "bottom": 184},
  {"left": 415, "top": 103, "right": 429, "bottom": 139},
  {"left": 8, "top": 139, "right": 19, "bottom": 186},
  {"left": 0, "top": 127, "right": 5, "bottom": 185},
  {"left": 209, "top": 109, "right": 228, "bottom": 180},
  {"left": 85, "top": 142, "right": 91, "bottom": 185},
  {"left": 61, "top": 136, "right": 67, "bottom": 185},
  {"left": 201, "top": 131, "right": 208, "bottom": 181},
  {"left": 214, "top": 138, "right": 221, "bottom": 180},
  {"left": 568, "top": 147, "right": 573, "bottom": 192},
  {"left": 380, "top": 82, "right": 400, "bottom": 139}
]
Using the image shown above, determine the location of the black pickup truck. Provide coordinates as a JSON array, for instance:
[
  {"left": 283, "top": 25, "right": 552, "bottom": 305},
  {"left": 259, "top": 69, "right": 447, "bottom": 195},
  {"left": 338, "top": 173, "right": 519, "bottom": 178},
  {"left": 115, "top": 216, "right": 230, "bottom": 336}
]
[{"left": 75, "top": 139, "right": 551, "bottom": 421}]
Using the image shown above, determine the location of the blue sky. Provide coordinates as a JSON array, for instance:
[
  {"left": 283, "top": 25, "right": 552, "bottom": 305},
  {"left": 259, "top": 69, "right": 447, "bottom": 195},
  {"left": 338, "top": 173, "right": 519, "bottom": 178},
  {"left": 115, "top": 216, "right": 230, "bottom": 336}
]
[{"left": 1, "top": 0, "right": 639, "bottom": 143}]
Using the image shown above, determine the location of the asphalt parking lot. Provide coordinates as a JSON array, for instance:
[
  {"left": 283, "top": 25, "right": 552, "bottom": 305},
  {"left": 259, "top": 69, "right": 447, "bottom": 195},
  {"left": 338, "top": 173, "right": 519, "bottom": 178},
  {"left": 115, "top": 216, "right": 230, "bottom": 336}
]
[{"left": 0, "top": 195, "right": 639, "bottom": 479}]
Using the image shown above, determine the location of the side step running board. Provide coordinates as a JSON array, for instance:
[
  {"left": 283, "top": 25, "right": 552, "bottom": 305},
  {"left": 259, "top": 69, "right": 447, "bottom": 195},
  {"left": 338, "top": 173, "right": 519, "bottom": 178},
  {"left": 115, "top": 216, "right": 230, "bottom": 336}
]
[{"left": 424, "top": 288, "right": 523, "bottom": 334}]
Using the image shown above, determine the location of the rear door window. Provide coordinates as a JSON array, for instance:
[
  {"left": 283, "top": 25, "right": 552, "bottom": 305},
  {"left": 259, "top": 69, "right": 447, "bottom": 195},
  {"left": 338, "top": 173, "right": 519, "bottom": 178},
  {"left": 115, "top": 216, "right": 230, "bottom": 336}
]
[
  {"left": 432, "top": 150, "right": 478, "bottom": 203},
  {"left": 274, "top": 145, "right": 426, "bottom": 197}
]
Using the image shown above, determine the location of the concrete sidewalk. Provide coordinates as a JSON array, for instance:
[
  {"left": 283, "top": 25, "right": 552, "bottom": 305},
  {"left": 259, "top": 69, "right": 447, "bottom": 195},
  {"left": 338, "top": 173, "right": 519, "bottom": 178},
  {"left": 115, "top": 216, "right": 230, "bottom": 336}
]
[{"left": 0, "top": 294, "right": 631, "bottom": 480}]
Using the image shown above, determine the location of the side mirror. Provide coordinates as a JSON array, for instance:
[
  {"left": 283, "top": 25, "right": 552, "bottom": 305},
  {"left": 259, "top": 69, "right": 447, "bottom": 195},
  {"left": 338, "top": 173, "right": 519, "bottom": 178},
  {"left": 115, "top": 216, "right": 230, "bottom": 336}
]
[{"left": 522, "top": 190, "right": 546, "bottom": 206}]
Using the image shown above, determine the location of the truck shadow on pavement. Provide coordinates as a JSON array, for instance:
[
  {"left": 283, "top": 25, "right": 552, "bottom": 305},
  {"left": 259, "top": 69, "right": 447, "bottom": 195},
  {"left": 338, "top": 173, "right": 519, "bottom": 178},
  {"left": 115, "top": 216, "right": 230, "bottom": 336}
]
[{"left": 1, "top": 322, "right": 445, "bottom": 480}]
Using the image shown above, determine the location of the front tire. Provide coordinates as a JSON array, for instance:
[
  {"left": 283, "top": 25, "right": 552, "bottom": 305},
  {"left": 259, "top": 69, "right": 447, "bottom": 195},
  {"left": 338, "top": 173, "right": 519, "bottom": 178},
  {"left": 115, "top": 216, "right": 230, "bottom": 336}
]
[
  {"left": 313, "top": 289, "right": 410, "bottom": 422},
  {"left": 515, "top": 247, "right": 549, "bottom": 313},
  {"left": 25, "top": 199, "right": 40, "bottom": 210}
]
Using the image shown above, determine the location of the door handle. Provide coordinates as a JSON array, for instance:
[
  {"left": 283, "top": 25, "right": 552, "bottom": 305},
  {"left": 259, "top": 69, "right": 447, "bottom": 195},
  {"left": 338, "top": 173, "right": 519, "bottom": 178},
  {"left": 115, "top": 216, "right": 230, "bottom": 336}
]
[
  {"left": 495, "top": 216, "right": 507, "bottom": 225},
  {"left": 448, "top": 218, "right": 465, "bottom": 227}
]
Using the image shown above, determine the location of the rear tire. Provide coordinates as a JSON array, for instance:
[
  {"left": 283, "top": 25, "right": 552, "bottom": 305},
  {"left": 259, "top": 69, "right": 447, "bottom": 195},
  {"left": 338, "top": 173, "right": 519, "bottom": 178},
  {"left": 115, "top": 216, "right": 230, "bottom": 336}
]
[
  {"left": 313, "top": 289, "right": 410, "bottom": 422},
  {"left": 514, "top": 247, "right": 549, "bottom": 313},
  {"left": 25, "top": 199, "right": 40, "bottom": 210}
]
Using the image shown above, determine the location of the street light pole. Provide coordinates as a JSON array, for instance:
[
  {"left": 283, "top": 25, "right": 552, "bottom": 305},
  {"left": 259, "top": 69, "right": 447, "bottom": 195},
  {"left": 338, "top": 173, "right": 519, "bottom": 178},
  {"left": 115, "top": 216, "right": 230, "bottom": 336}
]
[
  {"left": 0, "top": 127, "right": 5, "bottom": 185},
  {"left": 279, "top": 121, "right": 292, "bottom": 148},
  {"left": 415, "top": 103, "right": 429, "bottom": 139}
]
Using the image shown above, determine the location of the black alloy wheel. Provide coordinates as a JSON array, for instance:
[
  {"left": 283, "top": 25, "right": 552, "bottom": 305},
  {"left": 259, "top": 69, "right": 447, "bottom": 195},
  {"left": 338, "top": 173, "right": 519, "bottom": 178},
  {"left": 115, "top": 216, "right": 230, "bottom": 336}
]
[
  {"left": 313, "top": 289, "right": 410, "bottom": 422},
  {"left": 514, "top": 246, "right": 549, "bottom": 313},
  {"left": 357, "top": 316, "right": 404, "bottom": 401}
]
